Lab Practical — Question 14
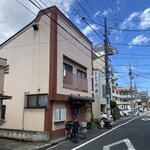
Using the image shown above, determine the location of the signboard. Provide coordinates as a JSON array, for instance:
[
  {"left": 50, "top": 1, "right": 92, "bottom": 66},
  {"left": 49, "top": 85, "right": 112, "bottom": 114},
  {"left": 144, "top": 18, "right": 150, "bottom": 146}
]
[{"left": 93, "top": 70, "right": 101, "bottom": 98}]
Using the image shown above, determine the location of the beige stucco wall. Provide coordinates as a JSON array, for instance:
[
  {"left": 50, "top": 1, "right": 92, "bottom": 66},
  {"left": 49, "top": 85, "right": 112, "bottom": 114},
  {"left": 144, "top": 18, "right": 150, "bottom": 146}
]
[
  {"left": 0, "top": 15, "right": 50, "bottom": 131},
  {"left": 92, "top": 99, "right": 100, "bottom": 119},
  {"left": 23, "top": 109, "right": 45, "bottom": 131},
  {"left": 57, "top": 17, "right": 92, "bottom": 97}
]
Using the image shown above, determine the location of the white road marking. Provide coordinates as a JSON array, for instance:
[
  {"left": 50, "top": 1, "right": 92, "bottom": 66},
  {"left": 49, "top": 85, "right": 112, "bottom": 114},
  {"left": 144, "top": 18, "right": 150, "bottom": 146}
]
[
  {"left": 72, "top": 116, "right": 140, "bottom": 150},
  {"left": 141, "top": 118, "right": 150, "bottom": 121},
  {"left": 103, "top": 138, "right": 136, "bottom": 150}
]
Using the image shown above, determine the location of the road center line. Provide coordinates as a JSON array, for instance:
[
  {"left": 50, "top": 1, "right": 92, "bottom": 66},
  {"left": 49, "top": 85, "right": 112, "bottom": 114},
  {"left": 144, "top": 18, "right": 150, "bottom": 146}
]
[{"left": 72, "top": 116, "right": 140, "bottom": 150}]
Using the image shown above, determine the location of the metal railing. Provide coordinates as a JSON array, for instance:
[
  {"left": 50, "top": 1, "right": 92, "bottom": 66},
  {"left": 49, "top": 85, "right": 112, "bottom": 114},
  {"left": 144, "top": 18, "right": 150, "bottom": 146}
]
[{"left": 63, "top": 72, "right": 88, "bottom": 92}]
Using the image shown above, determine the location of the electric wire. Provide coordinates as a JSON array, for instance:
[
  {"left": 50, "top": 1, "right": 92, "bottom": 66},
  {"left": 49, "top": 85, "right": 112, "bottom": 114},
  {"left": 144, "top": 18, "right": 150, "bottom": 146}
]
[
  {"left": 15, "top": 0, "right": 105, "bottom": 73},
  {"left": 76, "top": 1, "right": 104, "bottom": 40},
  {"left": 17, "top": 0, "right": 136, "bottom": 89}
]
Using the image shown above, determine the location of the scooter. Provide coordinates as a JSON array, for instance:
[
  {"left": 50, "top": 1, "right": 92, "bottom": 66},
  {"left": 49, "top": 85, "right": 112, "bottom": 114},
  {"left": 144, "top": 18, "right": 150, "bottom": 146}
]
[{"left": 97, "top": 119, "right": 112, "bottom": 129}]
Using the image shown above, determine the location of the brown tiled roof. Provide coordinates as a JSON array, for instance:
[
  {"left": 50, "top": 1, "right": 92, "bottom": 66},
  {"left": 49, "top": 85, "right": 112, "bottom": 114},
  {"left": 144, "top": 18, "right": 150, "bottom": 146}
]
[{"left": 116, "top": 88, "right": 131, "bottom": 92}]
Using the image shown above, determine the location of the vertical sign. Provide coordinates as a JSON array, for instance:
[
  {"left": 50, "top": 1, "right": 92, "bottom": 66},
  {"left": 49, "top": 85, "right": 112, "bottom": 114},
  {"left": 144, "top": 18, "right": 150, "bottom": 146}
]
[{"left": 93, "top": 70, "right": 100, "bottom": 98}]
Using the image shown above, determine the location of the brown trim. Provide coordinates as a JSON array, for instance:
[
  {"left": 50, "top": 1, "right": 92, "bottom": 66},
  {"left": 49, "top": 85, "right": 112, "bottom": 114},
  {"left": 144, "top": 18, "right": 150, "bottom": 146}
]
[
  {"left": 51, "top": 128, "right": 65, "bottom": 140},
  {"left": 35, "top": 6, "right": 91, "bottom": 46},
  {"left": 53, "top": 94, "right": 69, "bottom": 101},
  {"left": 44, "top": 7, "right": 58, "bottom": 133},
  {"left": 49, "top": 6, "right": 58, "bottom": 100}
]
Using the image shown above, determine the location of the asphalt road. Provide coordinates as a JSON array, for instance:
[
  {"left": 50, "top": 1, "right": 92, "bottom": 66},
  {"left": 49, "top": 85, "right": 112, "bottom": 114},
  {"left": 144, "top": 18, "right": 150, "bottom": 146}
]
[{"left": 50, "top": 112, "right": 150, "bottom": 150}]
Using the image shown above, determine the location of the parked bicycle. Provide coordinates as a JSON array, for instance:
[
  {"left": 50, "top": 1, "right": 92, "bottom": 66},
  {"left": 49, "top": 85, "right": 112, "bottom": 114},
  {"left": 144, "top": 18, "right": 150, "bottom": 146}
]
[{"left": 65, "top": 121, "right": 86, "bottom": 143}]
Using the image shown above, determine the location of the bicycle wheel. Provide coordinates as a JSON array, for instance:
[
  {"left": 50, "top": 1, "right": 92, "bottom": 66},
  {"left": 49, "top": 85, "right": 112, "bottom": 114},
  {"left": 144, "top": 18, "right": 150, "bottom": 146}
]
[{"left": 73, "top": 133, "right": 78, "bottom": 143}]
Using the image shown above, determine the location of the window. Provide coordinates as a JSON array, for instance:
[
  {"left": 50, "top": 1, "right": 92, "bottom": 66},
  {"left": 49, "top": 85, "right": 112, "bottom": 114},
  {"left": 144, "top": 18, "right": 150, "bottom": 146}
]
[
  {"left": 77, "top": 69, "right": 86, "bottom": 78},
  {"left": 63, "top": 63, "right": 72, "bottom": 75},
  {"left": 26, "top": 94, "right": 48, "bottom": 108},
  {"left": 54, "top": 108, "right": 66, "bottom": 122}
]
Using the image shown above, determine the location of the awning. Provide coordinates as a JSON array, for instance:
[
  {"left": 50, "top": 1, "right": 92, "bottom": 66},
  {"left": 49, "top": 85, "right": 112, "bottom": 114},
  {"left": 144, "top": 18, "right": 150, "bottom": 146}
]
[
  {"left": 69, "top": 95, "right": 95, "bottom": 103},
  {"left": 0, "top": 94, "right": 12, "bottom": 100}
]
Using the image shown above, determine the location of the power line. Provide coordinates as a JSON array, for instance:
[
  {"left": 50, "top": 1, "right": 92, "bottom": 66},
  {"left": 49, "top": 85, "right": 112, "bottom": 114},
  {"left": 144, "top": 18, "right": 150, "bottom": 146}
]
[
  {"left": 28, "top": 0, "right": 94, "bottom": 54},
  {"left": 114, "top": 53, "right": 150, "bottom": 56},
  {"left": 76, "top": 1, "right": 104, "bottom": 40},
  {"left": 84, "top": 0, "right": 103, "bottom": 25},
  {"left": 82, "top": 16, "right": 150, "bottom": 32},
  {"left": 4, "top": 0, "right": 107, "bottom": 78},
  {"left": 111, "top": 42, "right": 150, "bottom": 48},
  {"left": 18, "top": 0, "right": 131, "bottom": 89},
  {"left": 16, "top": 0, "right": 99, "bottom": 64}
]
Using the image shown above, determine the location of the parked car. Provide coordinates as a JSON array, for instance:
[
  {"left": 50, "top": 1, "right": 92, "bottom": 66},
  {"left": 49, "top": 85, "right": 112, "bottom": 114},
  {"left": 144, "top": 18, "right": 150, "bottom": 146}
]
[
  {"left": 119, "top": 109, "right": 130, "bottom": 116},
  {"left": 100, "top": 112, "right": 113, "bottom": 122},
  {"left": 119, "top": 110, "right": 125, "bottom": 117}
]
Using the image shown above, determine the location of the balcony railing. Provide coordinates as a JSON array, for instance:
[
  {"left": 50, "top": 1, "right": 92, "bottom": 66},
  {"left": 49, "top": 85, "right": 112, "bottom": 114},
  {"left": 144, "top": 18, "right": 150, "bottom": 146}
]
[
  {"left": 63, "top": 72, "right": 88, "bottom": 92},
  {"left": 120, "top": 95, "right": 131, "bottom": 98}
]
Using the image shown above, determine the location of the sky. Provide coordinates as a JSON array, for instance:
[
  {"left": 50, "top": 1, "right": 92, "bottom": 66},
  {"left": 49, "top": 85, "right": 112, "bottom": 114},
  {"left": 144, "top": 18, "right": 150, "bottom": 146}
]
[{"left": 0, "top": 0, "right": 150, "bottom": 94}]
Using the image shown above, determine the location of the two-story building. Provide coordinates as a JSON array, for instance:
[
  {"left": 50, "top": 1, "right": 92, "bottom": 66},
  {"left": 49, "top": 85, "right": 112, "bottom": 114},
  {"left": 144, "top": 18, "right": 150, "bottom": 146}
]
[{"left": 0, "top": 6, "right": 94, "bottom": 141}]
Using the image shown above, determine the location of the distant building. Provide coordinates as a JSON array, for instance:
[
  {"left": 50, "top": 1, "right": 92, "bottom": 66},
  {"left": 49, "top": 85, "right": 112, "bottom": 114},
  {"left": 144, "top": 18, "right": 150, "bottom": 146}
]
[
  {"left": 116, "top": 88, "right": 134, "bottom": 110},
  {"left": 136, "top": 91, "right": 148, "bottom": 108},
  {"left": 111, "top": 77, "right": 120, "bottom": 104}
]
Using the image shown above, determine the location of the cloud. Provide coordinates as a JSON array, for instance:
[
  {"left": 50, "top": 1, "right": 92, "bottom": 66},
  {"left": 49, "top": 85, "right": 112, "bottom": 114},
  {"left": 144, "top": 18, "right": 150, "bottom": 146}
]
[
  {"left": 121, "top": 12, "right": 140, "bottom": 29},
  {"left": 93, "top": 11, "right": 100, "bottom": 17},
  {"left": 120, "top": 8, "right": 150, "bottom": 30},
  {"left": 139, "top": 8, "right": 150, "bottom": 29},
  {"left": 129, "top": 35, "right": 150, "bottom": 48},
  {"left": 0, "top": 0, "right": 75, "bottom": 44},
  {"left": 44, "top": 0, "right": 75, "bottom": 18},
  {"left": 75, "top": 16, "right": 82, "bottom": 25},
  {"left": 82, "top": 24, "right": 100, "bottom": 36},
  {"left": 102, "top": 9, "right": 113, "bottom": 16}
]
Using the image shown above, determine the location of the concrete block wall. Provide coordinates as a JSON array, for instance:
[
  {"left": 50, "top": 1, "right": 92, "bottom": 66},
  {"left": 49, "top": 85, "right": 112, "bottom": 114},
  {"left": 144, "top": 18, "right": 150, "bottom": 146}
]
[{"left": 0, "top": 129, "right": 49, "bottom": 142}]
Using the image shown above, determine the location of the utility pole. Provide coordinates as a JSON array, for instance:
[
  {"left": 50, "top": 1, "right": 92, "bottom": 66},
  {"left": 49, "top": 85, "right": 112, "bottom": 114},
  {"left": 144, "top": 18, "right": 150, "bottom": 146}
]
[
  {"left": 104, "top": 18, "right": 111, "bottom": 121},
  {"left": 134, "top": 81, "right": 137, "bottom": 113},
  {"left": 129, "top": 62, "right": 133, "bottom": 113}
]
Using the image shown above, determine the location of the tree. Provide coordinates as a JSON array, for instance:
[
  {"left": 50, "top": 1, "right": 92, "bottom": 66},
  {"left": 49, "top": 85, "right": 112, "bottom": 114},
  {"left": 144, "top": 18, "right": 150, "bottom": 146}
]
[
  {"left": 110, "top": 100, "right": 117, "bottom": 109},
  {"left": 110, "top": 100, "right": 119, "bottom": 121}
]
